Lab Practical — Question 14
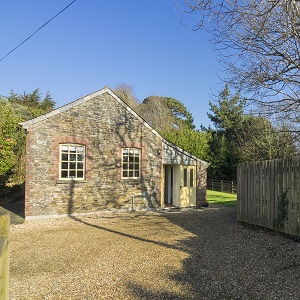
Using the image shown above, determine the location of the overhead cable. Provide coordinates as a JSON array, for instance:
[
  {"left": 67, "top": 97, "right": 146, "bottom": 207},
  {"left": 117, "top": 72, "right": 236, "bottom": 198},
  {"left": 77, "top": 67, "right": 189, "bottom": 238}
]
[{"left": 0, "top": 0, "right": 78, "bottom": 62}]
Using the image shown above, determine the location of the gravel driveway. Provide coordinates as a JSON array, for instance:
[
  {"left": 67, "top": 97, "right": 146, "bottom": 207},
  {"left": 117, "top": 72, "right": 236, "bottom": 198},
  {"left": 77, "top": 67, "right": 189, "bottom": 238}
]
[{"left": 9, "top": 206, "right": 300, "bottom": 299}]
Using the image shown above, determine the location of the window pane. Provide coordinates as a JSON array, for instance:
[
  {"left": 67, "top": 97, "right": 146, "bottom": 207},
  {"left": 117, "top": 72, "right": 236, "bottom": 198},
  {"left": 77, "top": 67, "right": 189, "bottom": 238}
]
[
  {"left": 61, "top": 162, "right": 68, "bottom": 169},
  {"left": 69, "top": 162, "right": 76, "bottom": 169},
  {"left": 77, "top": 171, "right": 83, "bottom": 178},
  {"left": 62, "top": 154, "right": 68, "bottom": 161},
  {"left": 61, "top": 171, "right": 68, "bottom": 178},
  {"left": 77, "top": 146, "right": 84, "bottom": 153},
  {"left": 184, "top": 168, "right": 187, "bottom": 187},
  {"left": 69, "top": 171, "right": 76, "bottom": 178},
  {"left": 190, "top": 169, "right": 194, "bottom": 187},
  {"left": 60, "top": 144, "right": 85, "bottom": 180},
  {"left": 122, "top": 148, "right": 141, "bottom": 178},
  {"left": 70, "top": 145, "right": 76, "bottom": 152}
]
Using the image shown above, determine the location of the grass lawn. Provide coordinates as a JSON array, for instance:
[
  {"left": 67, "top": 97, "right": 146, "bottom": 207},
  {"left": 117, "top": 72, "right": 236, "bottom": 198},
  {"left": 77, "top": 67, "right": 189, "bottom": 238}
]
[{"left": 207, "top": 190, "right": 237, "bottom": 207}]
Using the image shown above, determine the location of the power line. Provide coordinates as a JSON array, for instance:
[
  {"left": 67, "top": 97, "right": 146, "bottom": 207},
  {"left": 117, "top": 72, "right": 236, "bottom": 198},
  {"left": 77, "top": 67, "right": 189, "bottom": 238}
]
[{"left": 0, "top": 0, "right": 78, "bottom": 63}]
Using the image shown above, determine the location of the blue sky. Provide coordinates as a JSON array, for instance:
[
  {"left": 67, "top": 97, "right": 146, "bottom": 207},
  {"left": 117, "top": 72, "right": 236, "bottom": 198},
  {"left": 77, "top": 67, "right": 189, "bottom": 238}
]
[{"left": 0, "top": 1, "right": 222, "bottom": 128}]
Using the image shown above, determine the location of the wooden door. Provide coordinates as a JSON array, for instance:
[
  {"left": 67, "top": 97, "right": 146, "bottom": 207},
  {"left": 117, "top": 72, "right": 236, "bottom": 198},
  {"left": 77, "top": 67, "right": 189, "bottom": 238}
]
[{"left": 180, "top": 166, "right": 196, "bottom": 207}]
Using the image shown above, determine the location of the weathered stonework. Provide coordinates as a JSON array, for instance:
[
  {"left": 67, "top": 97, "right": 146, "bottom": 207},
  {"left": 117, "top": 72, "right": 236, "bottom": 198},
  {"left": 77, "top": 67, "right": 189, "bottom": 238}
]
[
  {"left": 21, "top": 87, "right": 208, "bottom": 218},
  {"left": 162, "top": 142, "right": 197, "bottom": 165}
]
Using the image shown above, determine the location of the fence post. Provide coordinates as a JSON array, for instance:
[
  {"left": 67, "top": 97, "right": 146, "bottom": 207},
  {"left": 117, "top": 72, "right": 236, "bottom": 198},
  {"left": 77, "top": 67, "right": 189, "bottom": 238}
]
[{"left": 0, "top": 214, "right": 10, "bottom": 300}]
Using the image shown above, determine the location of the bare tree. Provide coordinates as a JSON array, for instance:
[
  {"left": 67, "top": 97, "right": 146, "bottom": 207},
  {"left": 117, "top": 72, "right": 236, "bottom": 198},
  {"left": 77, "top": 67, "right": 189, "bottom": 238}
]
[
  {"left": 177, "top": 0, "right": 300, "bottom": 125},
  {"left": 139, "top": 96, "right": 175, "bottom": 133},
  {"left": 113, "top": 83, "right": 140, "bottom": 112},
  {"left": 236, "top": 114, "right": 297, "bottom": 162}
]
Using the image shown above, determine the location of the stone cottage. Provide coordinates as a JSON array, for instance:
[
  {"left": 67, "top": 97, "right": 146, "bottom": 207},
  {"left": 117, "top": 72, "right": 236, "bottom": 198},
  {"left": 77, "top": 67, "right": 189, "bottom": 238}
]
[{"left": 20, "top": 86, "right": 208, "bottom": 219}]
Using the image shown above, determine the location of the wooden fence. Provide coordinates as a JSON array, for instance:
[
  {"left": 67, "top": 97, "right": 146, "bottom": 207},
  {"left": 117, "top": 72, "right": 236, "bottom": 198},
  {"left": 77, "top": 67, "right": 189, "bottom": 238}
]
[
  {"left": 207, "top": 178, "right": 237, "bottom": 194},
  {"left": 237, "top": 156, "right": 300, "bottom": 237},
  {"left": 0, "top": 214, "right": 9, "bottom": 300}
]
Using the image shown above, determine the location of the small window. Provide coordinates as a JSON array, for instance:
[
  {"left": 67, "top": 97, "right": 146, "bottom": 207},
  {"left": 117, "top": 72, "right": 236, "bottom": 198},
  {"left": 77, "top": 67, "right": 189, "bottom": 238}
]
[
  {"left": 183, "top": 168, "right": 188, "bottom": 187},
  {"left": 122, "top": 148, "right": 140, "bottom": 178},
  {"left": 60, "top": 144, "right": 85, "bottom": 180},
  {"left": 190, "top": 168, "right": 194, "bottom": 187}
]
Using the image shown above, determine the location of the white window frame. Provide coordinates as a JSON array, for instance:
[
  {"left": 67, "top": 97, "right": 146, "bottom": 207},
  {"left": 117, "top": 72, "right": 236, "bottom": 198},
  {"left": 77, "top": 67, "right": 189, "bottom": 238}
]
[
  {"left": 122, "top": 148, "right": 141, "bottom": 179},
  {"left": 59, "top": 144, "right": 85, "bottom": 180}
]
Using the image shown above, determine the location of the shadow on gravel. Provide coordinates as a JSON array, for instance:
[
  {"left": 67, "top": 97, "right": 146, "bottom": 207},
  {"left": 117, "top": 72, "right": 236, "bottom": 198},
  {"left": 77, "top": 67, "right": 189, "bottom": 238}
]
[
  {"left": 67, "top": 179, "right": 185, "bottom": 252},
  {"left": 70, "top": 214, "right": 185, "bottom": 252},
  {"left": 0, "top": 183, "right": 25, "bottom": 224},
  {"left": 66, "top": 181, "right": 300, "bottom": 300},
  {"left": 0, "top": 198, "right": 25, "bottom": 224},
  {"left": 127, "top": 207, "right": 300, "bottom": 300}
]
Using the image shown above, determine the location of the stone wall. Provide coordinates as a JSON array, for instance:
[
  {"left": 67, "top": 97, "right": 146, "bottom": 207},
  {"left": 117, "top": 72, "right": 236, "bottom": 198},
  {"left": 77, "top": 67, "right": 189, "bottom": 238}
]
[
  {"left": 162, "top": 141, "right": 197, "bottom": 165},
  {"left": 25, "top": 92, "right": 162, "bottom": 217}
]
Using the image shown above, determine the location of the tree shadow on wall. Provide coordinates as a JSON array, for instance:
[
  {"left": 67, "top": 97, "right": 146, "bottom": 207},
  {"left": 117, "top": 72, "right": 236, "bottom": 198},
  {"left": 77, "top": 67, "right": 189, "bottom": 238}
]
[{"left": 66, "top": 93, "right": 205, "bottom": 214}]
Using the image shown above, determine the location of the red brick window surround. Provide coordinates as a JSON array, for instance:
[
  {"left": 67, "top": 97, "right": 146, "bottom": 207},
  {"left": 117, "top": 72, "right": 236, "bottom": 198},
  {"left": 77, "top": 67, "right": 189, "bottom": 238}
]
[
  {"left": 59, "top": 144, "right": 85, "bottom": 180},
  {"left": 122, "top": 148, "right": 141, "bottom": 178}
]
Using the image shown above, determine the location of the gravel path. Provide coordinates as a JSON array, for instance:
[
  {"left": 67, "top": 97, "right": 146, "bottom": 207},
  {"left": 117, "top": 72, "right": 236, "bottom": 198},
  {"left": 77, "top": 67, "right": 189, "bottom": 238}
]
[{"left": 9, "top": 206, "right": 300, "bottom": 299}]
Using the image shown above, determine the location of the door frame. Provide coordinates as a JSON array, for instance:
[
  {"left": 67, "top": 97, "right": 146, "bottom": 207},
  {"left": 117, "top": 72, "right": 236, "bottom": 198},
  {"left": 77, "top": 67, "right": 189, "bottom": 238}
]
[
  {"left": 163, "top": 165, "right": 180, "bottom": 207},
  {"left": 163, "top": 164, "right": 196, "bottom": 208},
  {"left": 164, "top": 165, "right": 174, "bottom": 206}
]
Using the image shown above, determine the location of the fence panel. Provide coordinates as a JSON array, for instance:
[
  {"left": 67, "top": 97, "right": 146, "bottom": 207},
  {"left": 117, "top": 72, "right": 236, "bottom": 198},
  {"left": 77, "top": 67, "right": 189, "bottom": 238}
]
[
  {"left": 0, "top": 214, "right": 10, "bottom": 300},
  {"left": 292, "top": 157, "right": 300, "bottom": 236},
  {"left": 287, "top": 158, "right": 294, "bottom": 235},
  {"left": 238, "top": 156, "right": 300, "bottom": 238},
  {"left": 207, "top": 179, "right": 237, "bottom": 194}
]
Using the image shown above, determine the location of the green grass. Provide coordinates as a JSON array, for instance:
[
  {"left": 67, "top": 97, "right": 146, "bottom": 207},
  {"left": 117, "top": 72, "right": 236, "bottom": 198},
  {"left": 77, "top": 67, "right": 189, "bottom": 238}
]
[{"left": 206, "top": 190, "right": 237, "bottom": 207}]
